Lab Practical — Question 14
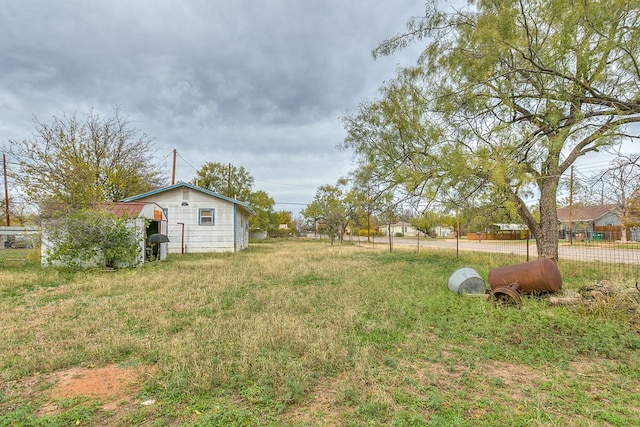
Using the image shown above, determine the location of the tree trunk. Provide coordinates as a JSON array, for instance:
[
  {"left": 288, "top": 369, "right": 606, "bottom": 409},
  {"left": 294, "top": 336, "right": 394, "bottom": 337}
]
[
  {"left": 536, "top": 176, "right": 560, "bottom": 261},
  {"left": 512, "top": 174, "right": 560, "bottom": 261}
]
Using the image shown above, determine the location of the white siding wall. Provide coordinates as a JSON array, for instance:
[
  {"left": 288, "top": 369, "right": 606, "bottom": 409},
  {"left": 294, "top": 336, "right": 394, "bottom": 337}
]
[
  {"left": 235, "top": 207, "right": 249, "bottom": 251},
  {"left": 595, "top": 212, "right": 621, "bottom": 227}
]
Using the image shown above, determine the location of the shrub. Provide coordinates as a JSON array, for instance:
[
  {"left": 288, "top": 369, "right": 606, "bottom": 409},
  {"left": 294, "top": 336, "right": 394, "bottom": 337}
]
[{"left": 43, "top": 208, "right": 143, "bottom": 269}]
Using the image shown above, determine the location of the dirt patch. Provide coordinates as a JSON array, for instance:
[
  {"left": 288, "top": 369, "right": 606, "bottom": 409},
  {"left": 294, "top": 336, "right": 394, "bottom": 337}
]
[{"left": 38, "top": 364, "right": 146, "bottom": 414}]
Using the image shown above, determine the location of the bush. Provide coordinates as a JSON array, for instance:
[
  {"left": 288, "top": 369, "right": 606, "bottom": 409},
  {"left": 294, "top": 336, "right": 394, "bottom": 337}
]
[{"left": 43, "top": 209, "right": 143, "bottom": 269}]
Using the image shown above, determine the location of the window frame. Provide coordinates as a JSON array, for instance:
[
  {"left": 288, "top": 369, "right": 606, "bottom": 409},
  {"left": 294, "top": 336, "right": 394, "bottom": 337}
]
[{"left": 198, "top": 208, "right": 215, "bottom": 226}]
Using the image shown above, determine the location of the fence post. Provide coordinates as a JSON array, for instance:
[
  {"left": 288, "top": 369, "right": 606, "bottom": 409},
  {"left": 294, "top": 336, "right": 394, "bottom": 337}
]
[{"left": 526, "top": 230, "right": 530, "bottom": 262}]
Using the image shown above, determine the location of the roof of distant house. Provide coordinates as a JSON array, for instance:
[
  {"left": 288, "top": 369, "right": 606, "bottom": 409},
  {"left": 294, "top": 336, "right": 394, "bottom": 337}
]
[{"left": 557, "top": 204, "right": 619, "bottom": 222}]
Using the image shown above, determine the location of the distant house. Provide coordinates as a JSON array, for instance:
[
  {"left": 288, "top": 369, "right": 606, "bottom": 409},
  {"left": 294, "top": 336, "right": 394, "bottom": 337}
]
[
  {"left": 122, "top": 182, "right": 255, "bottom": 253},
  {"left": 41, "top": 201, "right": 168, "bottom": 267},
  {"left": 557, "top": 204, "right": 623, "bottom": 240},
  {"left": 379, "top": 222, "right": 424, "bottom": 237}
]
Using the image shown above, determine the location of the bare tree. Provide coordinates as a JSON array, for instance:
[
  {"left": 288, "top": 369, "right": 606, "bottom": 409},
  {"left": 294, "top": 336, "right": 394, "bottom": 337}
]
[
  {"left": 590, "top": 152, "right": 640, "bottom": 242},
  {"left": 6, "top": 108, "right": 166, "bottom": 214}
]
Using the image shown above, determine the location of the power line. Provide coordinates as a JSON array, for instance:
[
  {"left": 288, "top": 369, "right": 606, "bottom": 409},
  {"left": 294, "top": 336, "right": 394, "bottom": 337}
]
[
  {"left": 175, "top": 151, "right": 199, "bottom": 174},
  {"left": 254, "top": 180, "right": 318, "bottom": 189},
  {"left": 274, "top": 202, "right": 308, "bottom": 206}
]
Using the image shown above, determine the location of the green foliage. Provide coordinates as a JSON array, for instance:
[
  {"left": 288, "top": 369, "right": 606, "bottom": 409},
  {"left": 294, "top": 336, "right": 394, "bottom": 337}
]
[
  {"left": 192, "top": 162, "right": 254, "bottom": 202},
  {"left": 44, "top": 208, "right": 143, "bottom": 269},
  {"left": 302, "top": 184, "right": 350, "bottom": 243},
  {"left": 263, "top": 210, "right": 298, "bottom": 237},
  {"left": 248, "top": 190, "right": 275, "bottom": 232},
  {"left": 410, "top": 210, "right": 448, "bottom": 237}
]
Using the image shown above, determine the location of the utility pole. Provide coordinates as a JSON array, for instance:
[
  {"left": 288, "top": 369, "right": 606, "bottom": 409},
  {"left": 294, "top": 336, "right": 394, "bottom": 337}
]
[
  {"left": 3, "top": 153, "right": 9, "bottom": 226},
  {"left": 171, "top": 149, "right": 177, "bottom": 185},
  {"left": 228, "top": 162, "right": 232, "bottom": 198},
  {"left": 568, "top": 165, "right": 574, "bottom": 244}
]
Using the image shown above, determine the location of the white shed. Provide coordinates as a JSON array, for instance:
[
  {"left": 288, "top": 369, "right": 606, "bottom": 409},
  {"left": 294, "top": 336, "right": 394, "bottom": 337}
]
[
  {"left": 41, "top": 201, "right": 169, "bottom": 268},
  {"left": 122, "top": 182, "right": 255, "bottom": 253}
]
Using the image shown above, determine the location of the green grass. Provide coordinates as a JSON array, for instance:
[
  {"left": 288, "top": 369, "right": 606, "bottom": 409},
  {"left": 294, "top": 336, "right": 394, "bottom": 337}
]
[{"left": 1, "top": 240, "right": 639, "bottom": 426}]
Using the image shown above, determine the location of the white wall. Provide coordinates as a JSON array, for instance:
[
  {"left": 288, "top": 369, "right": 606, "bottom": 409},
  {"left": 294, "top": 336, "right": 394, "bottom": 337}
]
[{"left": 595, "top": 212, "right": 622, "bottom": 227}]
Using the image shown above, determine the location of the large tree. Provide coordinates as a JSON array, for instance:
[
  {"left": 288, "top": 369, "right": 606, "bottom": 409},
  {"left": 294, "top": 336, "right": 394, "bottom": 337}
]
[
  {"left": 303, "top": 184, "right": 351, "bottom": 244},
  {"left": 192, "top": 162, "right": 254, "bottom": 202},
  {"left": 6, "top": 109, "right": 164, "bottom": 213},
  {"left": 344, "top": 0, "right": 640, "bottom": 260}
]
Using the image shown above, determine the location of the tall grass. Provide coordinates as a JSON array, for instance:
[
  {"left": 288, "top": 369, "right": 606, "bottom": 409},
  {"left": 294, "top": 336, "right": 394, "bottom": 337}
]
[{"left": 1, "top": 240, "right": 638, "bottom": 426}]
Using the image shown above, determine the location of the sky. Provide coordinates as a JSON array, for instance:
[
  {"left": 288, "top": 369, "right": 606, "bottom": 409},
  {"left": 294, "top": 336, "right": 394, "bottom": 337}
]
[{"left": 0, "top": 0, "right": 440, "bottom": 214}]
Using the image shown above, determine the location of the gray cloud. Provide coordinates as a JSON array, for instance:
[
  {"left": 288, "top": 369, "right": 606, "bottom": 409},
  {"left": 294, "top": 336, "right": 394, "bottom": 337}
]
[{"left": 1, "top": 0, "right": 429, "bottom": 211}]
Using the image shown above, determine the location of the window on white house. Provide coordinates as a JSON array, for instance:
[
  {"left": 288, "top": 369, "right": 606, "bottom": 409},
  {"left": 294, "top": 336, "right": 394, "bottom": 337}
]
[{"left": 199, "top": 208, "right": 215, "bottom": 225}]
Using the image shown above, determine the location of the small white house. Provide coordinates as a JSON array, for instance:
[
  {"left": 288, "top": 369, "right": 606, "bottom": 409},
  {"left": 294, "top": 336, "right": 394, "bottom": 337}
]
[
  {"left": 122, "top": 182, "right": 255, "bottom": 253},
  {"left": 379, "top": 222, "right": 423, "bottom": 237}
]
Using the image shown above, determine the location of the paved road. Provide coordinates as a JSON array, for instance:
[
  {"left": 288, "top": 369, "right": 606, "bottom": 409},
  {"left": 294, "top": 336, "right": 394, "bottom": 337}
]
[{"left": 349, "top": 236, "right": 640, "bottom": 265}]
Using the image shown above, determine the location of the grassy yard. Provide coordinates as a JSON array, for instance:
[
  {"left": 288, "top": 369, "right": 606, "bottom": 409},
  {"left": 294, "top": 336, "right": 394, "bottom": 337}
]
[{"left": 1, "top": 240, "right": 639, "bottom": 426}]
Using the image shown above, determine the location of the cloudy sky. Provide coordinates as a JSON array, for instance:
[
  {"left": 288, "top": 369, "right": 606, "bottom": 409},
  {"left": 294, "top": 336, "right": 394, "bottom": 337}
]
[{"left": 0, "top": 0, "right": 446, "bottom": 213}]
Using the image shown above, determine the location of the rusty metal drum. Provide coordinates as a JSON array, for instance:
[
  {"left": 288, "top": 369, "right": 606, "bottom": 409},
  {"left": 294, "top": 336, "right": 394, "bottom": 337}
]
[{"left": 488, "top": 258, "right": 562, "bottom": 294}]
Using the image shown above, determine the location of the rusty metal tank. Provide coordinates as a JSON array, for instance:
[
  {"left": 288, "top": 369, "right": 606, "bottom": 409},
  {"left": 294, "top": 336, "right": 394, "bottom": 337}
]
[{"left": 488, "top": 258, "right": 562, "bottom": 294}]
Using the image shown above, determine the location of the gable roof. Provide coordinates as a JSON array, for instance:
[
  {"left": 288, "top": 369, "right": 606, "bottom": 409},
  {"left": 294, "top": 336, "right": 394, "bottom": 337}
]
[
  {"left": 557, "top": 204, "right": 619, "bottom": 222},
  {"left": 122, "top": 182, "right": 255, "bottom": 215}
]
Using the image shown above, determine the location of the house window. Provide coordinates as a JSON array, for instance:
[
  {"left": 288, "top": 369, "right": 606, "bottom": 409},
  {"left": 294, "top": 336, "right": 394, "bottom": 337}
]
[
  {"left": 199, "top": 208, "right": 215, "bottom": 225},
  {"left": 183, "top": 190, "right": 189, "bottom": 200}
]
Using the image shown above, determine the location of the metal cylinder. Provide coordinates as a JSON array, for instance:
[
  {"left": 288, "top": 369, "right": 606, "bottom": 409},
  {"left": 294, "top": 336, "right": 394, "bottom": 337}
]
[
  {"left": 488, "top": 258, "right": 562, "bottom": 294},
  {"left": 448, "top": 268, "right": 486, "bottom": 294}
]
